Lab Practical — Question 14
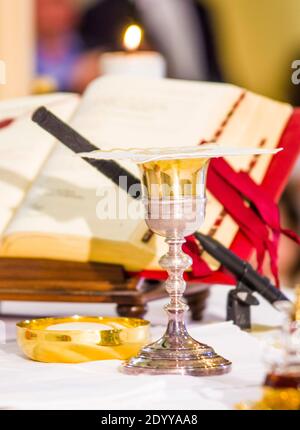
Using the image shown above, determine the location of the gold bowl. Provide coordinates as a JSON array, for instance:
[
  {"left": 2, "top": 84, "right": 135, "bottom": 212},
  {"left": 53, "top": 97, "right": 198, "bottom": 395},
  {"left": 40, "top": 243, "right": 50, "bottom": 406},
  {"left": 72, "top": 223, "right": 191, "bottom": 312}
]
[{"left": 17, "top": 316, "right": 150, "bottom": 363}]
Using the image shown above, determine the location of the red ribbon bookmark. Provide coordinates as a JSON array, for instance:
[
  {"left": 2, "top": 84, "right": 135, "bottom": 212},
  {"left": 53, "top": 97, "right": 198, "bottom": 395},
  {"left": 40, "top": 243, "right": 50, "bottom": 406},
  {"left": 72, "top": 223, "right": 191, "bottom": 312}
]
[{"left": 184, "top": 157, "right": 300, "bottom": 286}]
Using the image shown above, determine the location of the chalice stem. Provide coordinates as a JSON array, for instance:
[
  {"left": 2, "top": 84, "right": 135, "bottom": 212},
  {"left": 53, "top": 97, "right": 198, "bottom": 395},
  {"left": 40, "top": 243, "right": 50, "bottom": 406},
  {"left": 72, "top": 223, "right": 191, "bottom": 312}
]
[{"left": 160, "top": 237, "right": 191, "bottom": 341}]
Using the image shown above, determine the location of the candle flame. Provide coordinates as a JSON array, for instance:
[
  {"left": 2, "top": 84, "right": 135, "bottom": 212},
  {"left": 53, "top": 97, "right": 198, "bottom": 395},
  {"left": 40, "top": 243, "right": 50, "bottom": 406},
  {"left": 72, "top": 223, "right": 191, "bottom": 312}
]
[{"left": 123, "top": 24, "right": 143, "bottom": 51}]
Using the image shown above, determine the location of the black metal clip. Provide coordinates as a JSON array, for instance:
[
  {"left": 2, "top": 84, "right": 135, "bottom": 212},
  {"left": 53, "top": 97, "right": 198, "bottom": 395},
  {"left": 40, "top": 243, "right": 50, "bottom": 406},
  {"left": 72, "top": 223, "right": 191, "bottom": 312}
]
[{"left": 226, "top": 281, "right": 259, "bottom": 330}]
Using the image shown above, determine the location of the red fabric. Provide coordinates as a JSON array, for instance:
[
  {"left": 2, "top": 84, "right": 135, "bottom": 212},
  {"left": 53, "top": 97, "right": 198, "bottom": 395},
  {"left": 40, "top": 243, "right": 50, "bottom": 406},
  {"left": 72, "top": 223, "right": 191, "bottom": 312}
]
[
  {"left": 137, "top": 109, "right": 300, "bottom": 285},
  {"left": 183, "top": 235, "right": 213, "bottom": 278},
  {"left": 205, "top": 158, "right": 300, "bottom": 286},
  {"left": 0, "top": 118, "right": 14, "bottom": 129}
]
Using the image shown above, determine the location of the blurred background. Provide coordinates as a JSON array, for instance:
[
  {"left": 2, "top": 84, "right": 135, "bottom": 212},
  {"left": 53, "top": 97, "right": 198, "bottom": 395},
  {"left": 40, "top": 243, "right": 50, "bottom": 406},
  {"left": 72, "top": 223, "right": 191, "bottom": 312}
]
[{"left": 0, "top": 0, "right": 299, "bottom": 285}]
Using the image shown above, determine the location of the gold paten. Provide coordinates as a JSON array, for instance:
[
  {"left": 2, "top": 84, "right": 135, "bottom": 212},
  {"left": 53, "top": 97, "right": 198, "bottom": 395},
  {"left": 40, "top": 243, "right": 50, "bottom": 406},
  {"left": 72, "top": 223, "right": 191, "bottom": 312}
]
[{"left": 17, "top": 316, "right": 150, "bottom": 363}]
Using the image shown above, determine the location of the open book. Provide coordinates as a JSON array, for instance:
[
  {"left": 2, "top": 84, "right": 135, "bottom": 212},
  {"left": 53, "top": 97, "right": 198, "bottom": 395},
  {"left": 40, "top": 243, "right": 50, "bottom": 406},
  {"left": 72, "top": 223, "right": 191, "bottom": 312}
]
[{"left": 0, "top": 76, "right": 293, "bottom": 273}]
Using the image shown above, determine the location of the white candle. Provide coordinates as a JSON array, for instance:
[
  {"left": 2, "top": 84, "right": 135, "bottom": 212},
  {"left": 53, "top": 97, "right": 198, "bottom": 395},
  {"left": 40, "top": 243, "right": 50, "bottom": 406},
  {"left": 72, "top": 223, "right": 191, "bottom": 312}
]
[
  {"left": 101, "top": 51, "right": 166, "bottom": 78},
  {"left": 99, "top": 24, "right": 166, "bottom": 78}
]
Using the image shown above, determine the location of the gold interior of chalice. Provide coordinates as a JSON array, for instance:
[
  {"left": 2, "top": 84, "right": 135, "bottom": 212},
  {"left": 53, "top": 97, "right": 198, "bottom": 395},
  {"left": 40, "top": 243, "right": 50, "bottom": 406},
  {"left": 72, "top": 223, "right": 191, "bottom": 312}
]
[{"left": 139, "top": 158, "right": 210, "bottom": 199}]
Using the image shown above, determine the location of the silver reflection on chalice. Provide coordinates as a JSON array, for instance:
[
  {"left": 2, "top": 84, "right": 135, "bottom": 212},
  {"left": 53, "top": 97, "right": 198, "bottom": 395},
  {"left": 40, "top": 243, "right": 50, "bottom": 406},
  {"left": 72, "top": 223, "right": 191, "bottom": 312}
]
[{"left": 121, "top": 157, "right": 231, "bottom": 376}]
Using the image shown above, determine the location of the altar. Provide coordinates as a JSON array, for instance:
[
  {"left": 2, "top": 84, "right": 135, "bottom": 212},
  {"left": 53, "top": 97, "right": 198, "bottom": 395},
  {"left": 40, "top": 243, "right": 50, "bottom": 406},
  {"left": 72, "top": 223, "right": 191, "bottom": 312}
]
[
  {"left": 0, "top": 284, "right": 292, "bottom": 410},
  {"left": 0, "top": 0, "right": 300, "bottom": 415}
]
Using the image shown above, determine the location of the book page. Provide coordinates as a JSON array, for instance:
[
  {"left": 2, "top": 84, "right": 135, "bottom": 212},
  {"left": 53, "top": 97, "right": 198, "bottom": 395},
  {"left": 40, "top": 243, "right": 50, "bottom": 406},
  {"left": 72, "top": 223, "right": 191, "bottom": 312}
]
[
  {"left": 201, "top": 92, "right": 292, "bottom": 268},
  {"left": 148, "top": 92, "right": 292, "bottom": 270},
  {"left": 0, "top": 93, "right": 79, "bottom": 235},
  {"left": 73, "top": 76, "right": 243, "bottom": 149}
]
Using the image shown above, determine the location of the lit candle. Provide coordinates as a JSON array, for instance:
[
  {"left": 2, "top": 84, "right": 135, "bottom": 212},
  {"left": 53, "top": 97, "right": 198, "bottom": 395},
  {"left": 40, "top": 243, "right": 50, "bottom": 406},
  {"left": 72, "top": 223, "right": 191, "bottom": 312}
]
[{"left": 99, "top": 24, "right": 166, "bottom": 78}]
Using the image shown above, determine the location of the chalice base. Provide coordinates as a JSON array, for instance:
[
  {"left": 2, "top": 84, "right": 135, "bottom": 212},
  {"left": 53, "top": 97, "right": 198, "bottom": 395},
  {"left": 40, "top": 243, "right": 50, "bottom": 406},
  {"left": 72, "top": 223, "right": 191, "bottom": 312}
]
[{"left": 121, "top": 333, "right": 231, "bottom": 376}]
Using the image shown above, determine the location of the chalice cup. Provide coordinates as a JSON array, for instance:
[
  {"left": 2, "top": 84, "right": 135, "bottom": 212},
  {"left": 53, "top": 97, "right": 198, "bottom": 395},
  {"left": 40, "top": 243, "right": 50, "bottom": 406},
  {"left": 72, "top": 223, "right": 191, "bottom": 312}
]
[{"left": 122, "top": 157, "right": 231, "bottom": 376}]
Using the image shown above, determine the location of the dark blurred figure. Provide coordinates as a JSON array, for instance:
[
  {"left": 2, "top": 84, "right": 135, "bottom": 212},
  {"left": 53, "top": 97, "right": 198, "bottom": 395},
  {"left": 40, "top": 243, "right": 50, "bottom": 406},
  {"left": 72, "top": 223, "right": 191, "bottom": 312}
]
[
  {"left": 36, "top": 0, "right": 99, "bottom": 93},
  {"left": 80, "top": 0, "right": 221, "bottom": 81},
  {"left": 35, "top": 0, "right": 221, "bottom": 93}
]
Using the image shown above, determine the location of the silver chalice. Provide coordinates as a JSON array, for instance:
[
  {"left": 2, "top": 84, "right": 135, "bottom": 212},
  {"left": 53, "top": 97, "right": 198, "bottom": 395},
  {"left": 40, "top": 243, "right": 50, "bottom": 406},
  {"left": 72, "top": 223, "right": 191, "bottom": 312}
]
[{"left": 121, "top": 157, "right": 231, "bottom": 376}]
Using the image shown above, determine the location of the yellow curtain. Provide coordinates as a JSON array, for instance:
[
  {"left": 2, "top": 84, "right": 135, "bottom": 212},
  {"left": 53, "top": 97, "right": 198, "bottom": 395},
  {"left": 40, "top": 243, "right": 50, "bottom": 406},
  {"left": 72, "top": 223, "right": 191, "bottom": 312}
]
[{"left": 200, "top": 0, "right": 300, "bottom": 101}]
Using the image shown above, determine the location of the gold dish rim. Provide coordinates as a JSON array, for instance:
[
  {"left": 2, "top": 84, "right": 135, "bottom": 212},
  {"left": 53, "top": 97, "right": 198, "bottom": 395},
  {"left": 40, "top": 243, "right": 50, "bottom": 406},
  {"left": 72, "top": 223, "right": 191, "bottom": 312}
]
[
  {"left": 16, "top": 316, "right": 150, "bottom": 362},
  {"left": 16, "top": 315, "right": 150, "bottom": 335}
]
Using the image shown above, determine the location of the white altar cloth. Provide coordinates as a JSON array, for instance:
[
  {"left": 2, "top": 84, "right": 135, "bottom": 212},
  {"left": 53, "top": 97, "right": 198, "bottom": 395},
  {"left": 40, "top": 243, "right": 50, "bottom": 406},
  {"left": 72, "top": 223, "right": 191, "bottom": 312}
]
[{"left": 0, "top": 285, "right": 292, "bottom": 410}]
